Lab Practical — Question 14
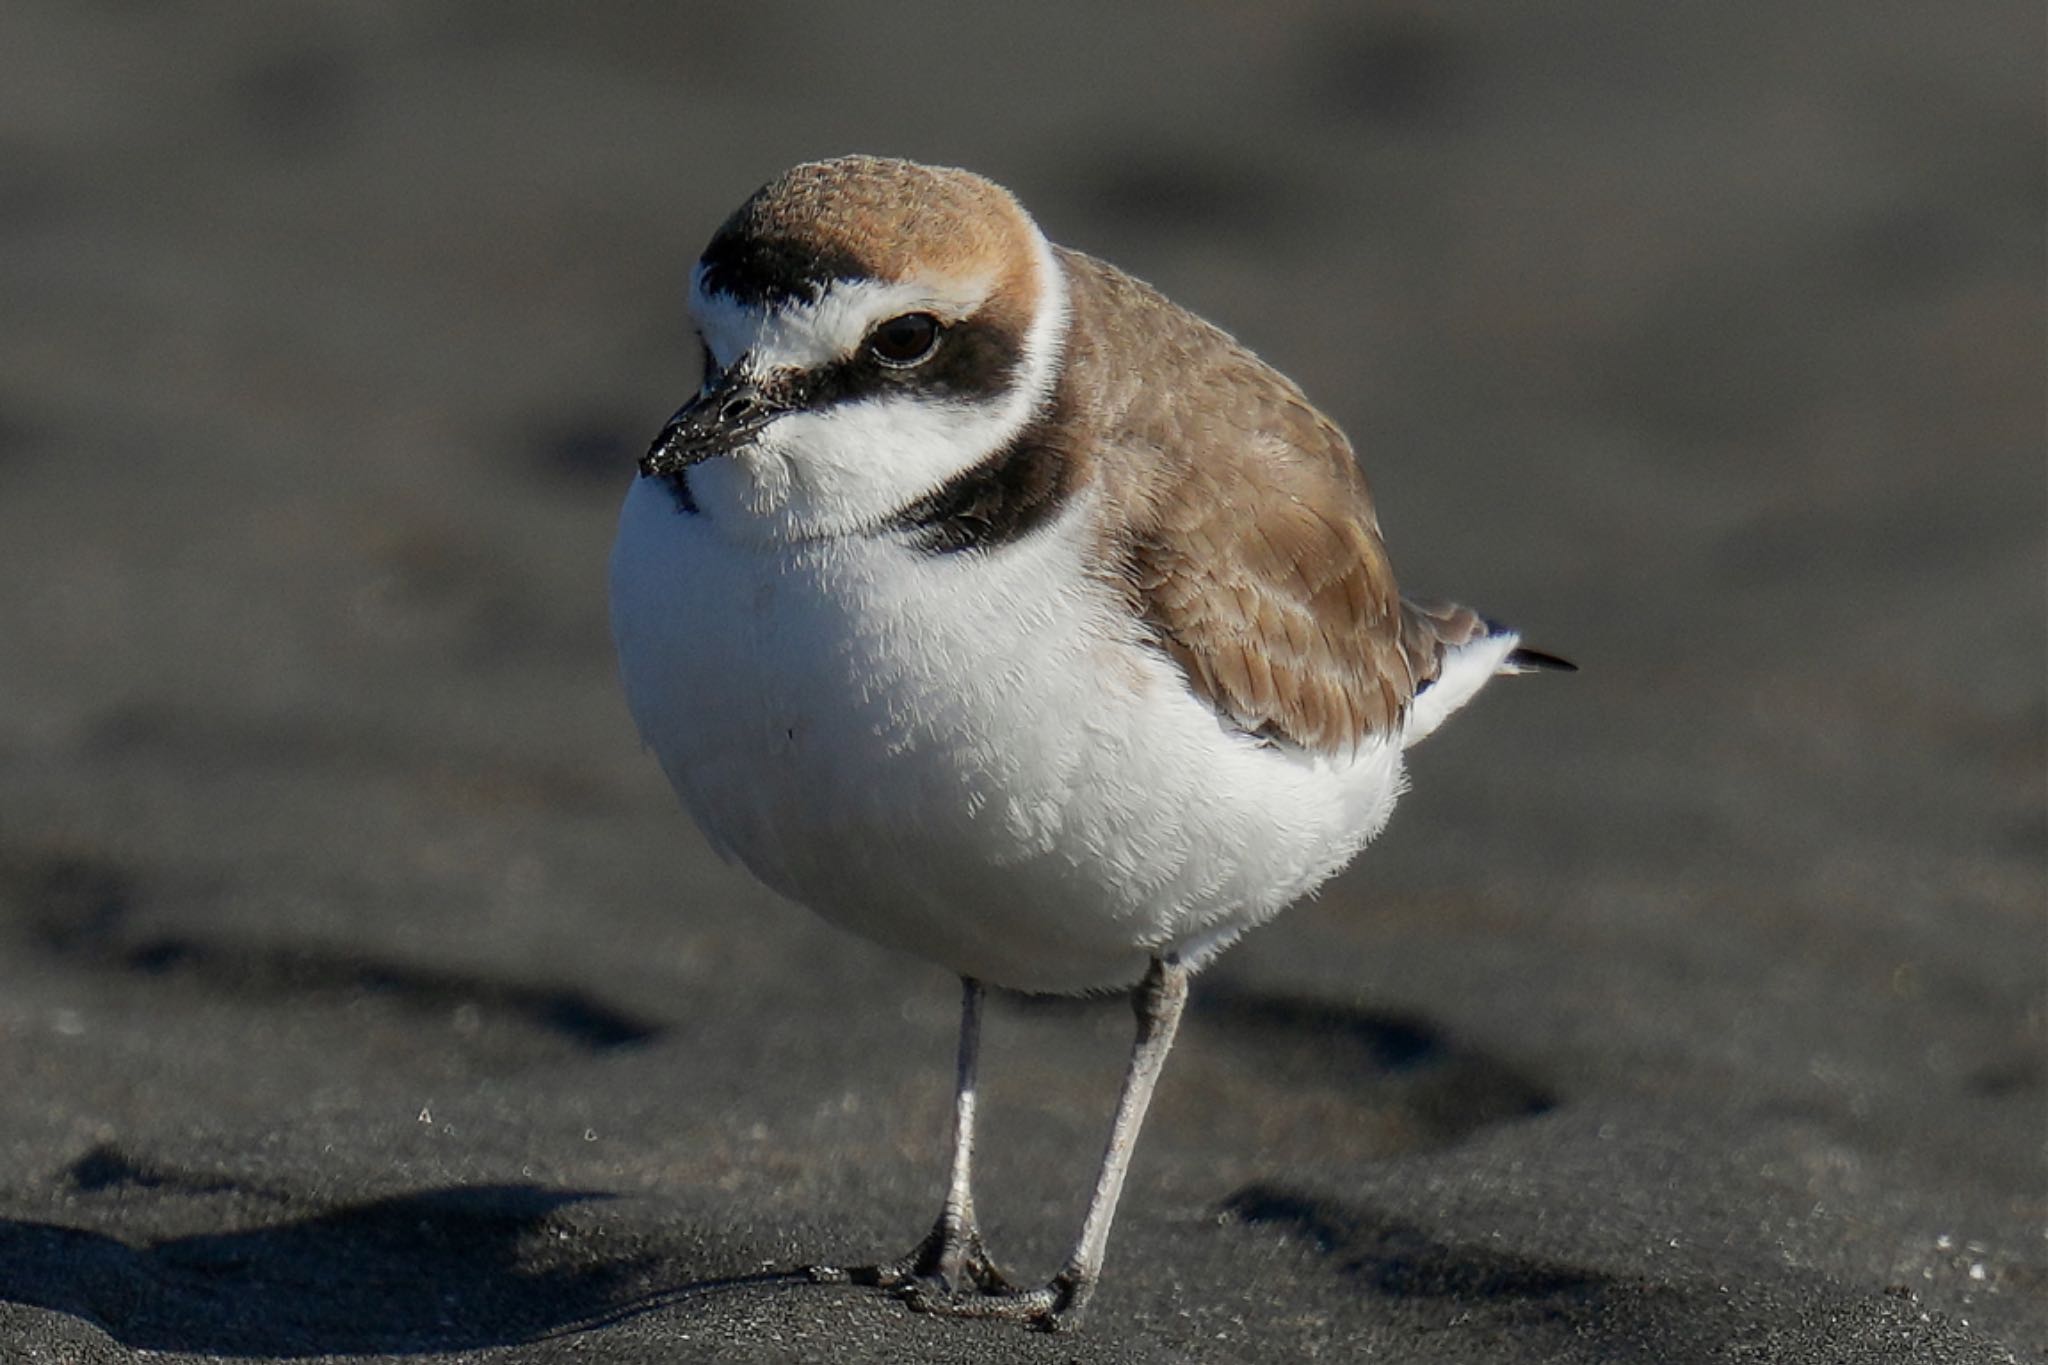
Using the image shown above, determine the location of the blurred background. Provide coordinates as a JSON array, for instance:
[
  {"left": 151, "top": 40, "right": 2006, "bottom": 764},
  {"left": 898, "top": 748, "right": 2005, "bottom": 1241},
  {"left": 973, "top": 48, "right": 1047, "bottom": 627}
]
[{"left": 0, "top": 3, "right": 2040, "bottom": 1361}]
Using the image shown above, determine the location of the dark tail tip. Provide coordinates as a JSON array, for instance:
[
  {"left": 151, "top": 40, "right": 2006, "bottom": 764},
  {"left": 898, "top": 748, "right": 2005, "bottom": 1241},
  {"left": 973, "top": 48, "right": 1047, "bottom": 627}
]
[{"left": 1505, "top": 646, "right": 1577, "bottom": 673}]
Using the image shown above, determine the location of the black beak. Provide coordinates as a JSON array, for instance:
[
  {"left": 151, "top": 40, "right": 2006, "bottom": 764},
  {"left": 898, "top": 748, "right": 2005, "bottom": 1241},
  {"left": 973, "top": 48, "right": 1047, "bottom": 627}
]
[{"left": 640, "top": 371, "right": 786, "bottom": 478}]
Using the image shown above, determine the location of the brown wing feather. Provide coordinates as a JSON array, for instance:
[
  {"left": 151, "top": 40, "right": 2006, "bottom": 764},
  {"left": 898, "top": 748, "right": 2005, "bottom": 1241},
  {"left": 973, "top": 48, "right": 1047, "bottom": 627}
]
[
  {"left": 1057, "top": 250, "right": 1429, "bottom": 752},
  {"left": 1396, "top": 598, "right": 1495, "bottom": 687}
]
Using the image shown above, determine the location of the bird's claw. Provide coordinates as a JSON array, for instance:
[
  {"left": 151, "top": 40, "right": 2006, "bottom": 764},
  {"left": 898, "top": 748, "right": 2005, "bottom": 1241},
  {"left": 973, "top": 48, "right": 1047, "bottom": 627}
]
[
  {"left": 813, "top": 1222, "right": 1091, "bottom": 1329},
  {"left": 897, "top": 1270, "right": 1087, "bottom": 1332},
  {"left": 808, "top": 1219, "right": 1012, "bottom": 1296}
]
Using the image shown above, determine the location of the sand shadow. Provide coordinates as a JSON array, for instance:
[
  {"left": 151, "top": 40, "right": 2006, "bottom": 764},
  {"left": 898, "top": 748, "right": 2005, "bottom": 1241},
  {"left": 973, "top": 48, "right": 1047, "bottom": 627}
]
[
  {"left": 1188, "top": 980, "right": 1557, "bottom": 1148},
  {"left": 1216, "top": 1181, "right": 1940, "bottom": 1365},
  {"left": 120, "top": 935, "right": 661, "bottom": 1052},
  {"left": 1224, "top": 1183, "right": 1608, "bottom": 1301},
  {"left": 1221, "top": 1183, "right": 1698, "bottom": 1362},
  {"left": 0, "top": 1182, "right": 801, "bottom": 1356},
  {"left": 6, "top": 848, "right": 660, "bottom": 1055},
  {"left": 1007, "top": 977, "right": 1556, "bottom": 1156}
]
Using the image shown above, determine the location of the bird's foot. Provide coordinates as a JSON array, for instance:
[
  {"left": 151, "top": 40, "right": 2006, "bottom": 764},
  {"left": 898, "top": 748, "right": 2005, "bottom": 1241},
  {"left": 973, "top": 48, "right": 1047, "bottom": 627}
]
[
  {"left": 812, "top": 1222, "right": 1090, "bottom": 1328},
  {"left": 897, "top": 1267, "right": 1092, "bottom": 1332},
  {"left": 807, "top": 1217, "right": 1013, "bottom": 1298}
]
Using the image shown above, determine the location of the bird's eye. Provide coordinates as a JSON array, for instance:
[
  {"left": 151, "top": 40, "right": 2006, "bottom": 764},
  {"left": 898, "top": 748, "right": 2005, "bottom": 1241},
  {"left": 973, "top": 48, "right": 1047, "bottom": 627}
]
[{"left": 867, "top": 312, "right": 942, "bottom": 367}]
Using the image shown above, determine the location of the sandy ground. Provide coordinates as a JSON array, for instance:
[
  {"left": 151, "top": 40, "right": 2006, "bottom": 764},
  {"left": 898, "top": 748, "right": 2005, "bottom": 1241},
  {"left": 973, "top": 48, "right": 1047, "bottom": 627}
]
[{"left": 0, "top": 3, "right": 2041, "bottom": 1361}]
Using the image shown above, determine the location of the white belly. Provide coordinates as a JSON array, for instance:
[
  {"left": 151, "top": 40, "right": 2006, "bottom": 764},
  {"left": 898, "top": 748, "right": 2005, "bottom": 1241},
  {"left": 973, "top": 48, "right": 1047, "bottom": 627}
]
[{"left": 609, "top": 477, "right": 1406, "bottom": 993}]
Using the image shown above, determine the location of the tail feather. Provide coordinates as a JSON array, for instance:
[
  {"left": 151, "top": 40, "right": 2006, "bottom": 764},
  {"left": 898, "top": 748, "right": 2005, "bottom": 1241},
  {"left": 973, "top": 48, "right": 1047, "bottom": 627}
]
[
  {"left": 1503, "top": 645, "right": 1577, "bottom": 673},
  {"left": 1399, "top": 597, "right": 1572, "bottom": 747}
]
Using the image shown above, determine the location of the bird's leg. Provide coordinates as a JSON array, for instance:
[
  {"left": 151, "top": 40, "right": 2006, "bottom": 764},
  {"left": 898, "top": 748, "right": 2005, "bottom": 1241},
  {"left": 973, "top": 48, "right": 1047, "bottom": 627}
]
[
  {"left": 811, "top": 976, "right": 1010, "bottom": 1294},
  {"left": 900, "top": 954, "right": 1191, "bottom": 1331}
]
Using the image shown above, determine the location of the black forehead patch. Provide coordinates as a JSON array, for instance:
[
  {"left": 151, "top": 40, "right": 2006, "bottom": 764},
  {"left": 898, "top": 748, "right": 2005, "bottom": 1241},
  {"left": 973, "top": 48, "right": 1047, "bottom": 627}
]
[{"left": 698, "top": 230, "right": 870, "bottom": 308}]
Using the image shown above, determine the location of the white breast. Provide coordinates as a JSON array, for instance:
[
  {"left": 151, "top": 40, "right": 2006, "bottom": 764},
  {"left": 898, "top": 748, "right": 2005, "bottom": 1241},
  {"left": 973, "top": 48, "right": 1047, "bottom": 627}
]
[{"left": 609, "top": 477, "right": 1407, "bottom": 993}]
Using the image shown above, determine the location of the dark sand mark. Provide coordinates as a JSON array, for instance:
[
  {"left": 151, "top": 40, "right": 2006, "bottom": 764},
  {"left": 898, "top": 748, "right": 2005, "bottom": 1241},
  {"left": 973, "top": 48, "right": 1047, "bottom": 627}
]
[
  {"left": 64, "top": 1146, "right": 276, "bottom": 1202},
  {"left": 232, "top": 42, "right": 364, "bottom": 155},
  {"left": 82, "top": 703, "right": 622, "bottom": 815},
  {"left": 3, "top": 847, "right": 659, "bottom": 1056},
  {"left": 1220, "top": 1183, "right": 2007, "bottom": 1365},
  {"left": 121, "top": 935, "right": 661, "bottom": 1052},
  {"left": 530, "top": 415, "right": 641, "bottom": 487},
  {"left": 0, "top": 402, "right": 38, "bottom": 465},
  {"left": 1301, "top": 13, "right": 1475, "bottom": 129},
  {"left": 1965, "top": 1053, "right": 2044, "bottom": 1099},
  {"left": 7, "top": 851, "right": 137, "bottom": 956},
  {"left": 1225, "top": 1183, "right": 1611, "bottom": 1301},
  {"left": 1711, "top": 493, "right": 2039, "bottom": 584},
  {"left": 0, "top": 143, "right": 67, "bottom": 231},
  {"left": 1069, "top": 149, "right": 1304, "bottom": 240},
  {"left": 1219, "top": 1184, "right": 1708, "bottom": 1365}
]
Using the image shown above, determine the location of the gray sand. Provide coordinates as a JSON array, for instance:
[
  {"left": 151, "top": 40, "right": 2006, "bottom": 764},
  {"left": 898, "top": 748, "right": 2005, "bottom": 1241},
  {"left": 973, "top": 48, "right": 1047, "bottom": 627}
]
[{"left": 0, "top": 3, "right": 2040, "bottom": 1361}]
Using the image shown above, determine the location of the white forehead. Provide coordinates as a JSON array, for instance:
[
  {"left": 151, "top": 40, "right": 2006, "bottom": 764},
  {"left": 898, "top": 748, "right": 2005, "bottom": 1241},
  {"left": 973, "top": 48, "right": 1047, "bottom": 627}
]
[{"left": 690, "top": 267, "right": 991, "bottom": 375}]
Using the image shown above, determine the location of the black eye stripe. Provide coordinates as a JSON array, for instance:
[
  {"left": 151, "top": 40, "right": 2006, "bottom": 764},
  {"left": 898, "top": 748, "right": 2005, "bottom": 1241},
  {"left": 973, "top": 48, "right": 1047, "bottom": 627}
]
[{"left": 788, "top": 314, "right": 1025, "bottom": 410}]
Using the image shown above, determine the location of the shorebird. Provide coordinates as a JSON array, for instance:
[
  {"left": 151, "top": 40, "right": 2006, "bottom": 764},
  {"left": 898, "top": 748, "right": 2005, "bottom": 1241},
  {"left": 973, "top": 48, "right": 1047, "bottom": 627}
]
[{"left": 610, "top": 155, "right": 1569, "bottom": 1330}]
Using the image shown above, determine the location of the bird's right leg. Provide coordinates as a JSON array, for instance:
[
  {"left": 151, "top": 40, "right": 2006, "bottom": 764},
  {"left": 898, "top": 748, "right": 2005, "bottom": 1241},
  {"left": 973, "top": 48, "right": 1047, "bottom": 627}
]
[{"left": 810, "top": 976, "right": 1011, "bottom": 1295}]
